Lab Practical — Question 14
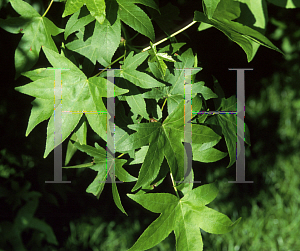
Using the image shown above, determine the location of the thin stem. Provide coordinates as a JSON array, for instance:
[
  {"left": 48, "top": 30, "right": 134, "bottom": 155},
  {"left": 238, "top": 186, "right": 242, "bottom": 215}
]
[
  {"left": 42, "top": 0, "right": 54, "bottom": 17},
  {"left": 161, "top": 98, "right": 167, "bottom": 112},
  {"left": 142, "top": 21, "right": 197, "bottom": 52},
  {"left": 124, "top": 40, "right": 126, "bottom": 61},
  {"left": 117, "top": 153, "right": 125, "bottom": 158},
  {"left": 170, "top": 173, "right": 180, "bottom": 198},
  {"left": 94, "top": 55, "right": 124, "bottom": 77}
]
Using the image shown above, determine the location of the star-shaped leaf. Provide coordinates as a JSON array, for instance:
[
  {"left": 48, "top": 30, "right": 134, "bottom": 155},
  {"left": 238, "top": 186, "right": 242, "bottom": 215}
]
[
  {"left": 15, "top": 47, "right": 128, "bottom": 158},
  {"left": 116, "top": 100, "right": 221, "bottom": 192},
  {"left": 66, "top": 14, "right": 121, "bottom": 66},
  {"left": 127, "top": 183, "right": 241, "bottom": 251}
]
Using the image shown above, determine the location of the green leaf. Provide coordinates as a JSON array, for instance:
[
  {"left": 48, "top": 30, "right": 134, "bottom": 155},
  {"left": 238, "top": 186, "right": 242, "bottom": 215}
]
[
  {"left": 207, "top": 96, "right": 240, "bottom": 168},
  {"left": 127, "top": 183, "right": 241, "bottom": 251},
  {"left": 202, "top": 0, "right": 221, "bottom": 19},
  {"left": 195, "top": 0, "right": 283, "bottom": 62},
  {"left": 162, "top": 48, "right": 198, "bottom": 115},
  {"left": 122, "top": 51, "right": 149, "bottom": 71},
  {"left": 125, "top": 87, "right": 150, "bottom": 120},
  {"left": 148, "top": 61, "right": 164, "bottom": 79},
  {"left": 62, "top": 0, "right": 83, "bottom": 17},
  {"left": 85, "top": 0, "right": 106, "bottom": 24},
  {"left": 148, "top": 43, "right": 166, "bottom": 78},
  {"left": 76, "top": 142, "right": 136, "bottom": 183},
  {"left": 181, "top": 182, "right": 219, "bottom": 206},
  {"left": 0, "top": 0, "right": 63, "bottom": 78},
  {"left": 74, "top": 118, "right": 88, "bottom": 145},
  {"left": 121, "top": 69, "right": 165, "bottom": 89},
  {"left": 116, "top": 100, "right": 221, "bottom": 191},
  {"left": 112, "top": 183, "right": 127, "bottom": 215},
  {"left": 66, "top": 16, "right": 121, "bottom": 66},
  {"left": 193, "top": 147, "right": 228, "bottom": 163},
  {"left": 191, "top": 95, "right": 202, "bottom": 119},
  {"left": 64, "top": 7, "right": 94, "bottom": 40},
  {"left": 67, "top": 142, "right": 136, "bottom": 200},
  {"left": 117, "top": 0, "right": 155, "bottom": 41},
  {"left": 15, "top": 47, "right": 128, "bottom": 158},
  {"left": 63, "top": 0, "right": 106, "bottom": 24},
  {"left": 197, "top": 22, "right": 213, "bottom": 32},
  {"left": 191, "top": 206, "right": 241, "bottom": 234},
  {"left": 64, "top": 118, "right": 87, "bottom": 165},
  {"left": 217, "top": 18, "right": 283, "bottom": 57},
  {"left": 211, "top": 0, "right": 240, "bottom": 21},
  {"left": 86, "top": 166, "right": 107, "bottom": 199},
  {"left": 235, "top": 0, "right": 268, "bottom": 58},
  {"left": 143, "top": 48, "right": 200, "bottom": 103},
  {"left": 148, "top": 42, "right": 176, "bottom": 79},
  {"left": 25, "top": 98, "right": 54, "bottom": 136},
  {"left": 142, "top": 86, "right": 167, "bottom": 99},
  {"left": 192, "top": 82, "right": 218, "bottom": 100},
  {"left": 129, "top": 146, "right": 148, "bottom": 165}
]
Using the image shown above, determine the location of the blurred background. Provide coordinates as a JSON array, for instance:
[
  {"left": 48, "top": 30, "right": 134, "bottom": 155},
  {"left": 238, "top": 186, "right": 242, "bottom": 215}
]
[{"left": 1, "top": 0, "right": 300, "bottom": 250}]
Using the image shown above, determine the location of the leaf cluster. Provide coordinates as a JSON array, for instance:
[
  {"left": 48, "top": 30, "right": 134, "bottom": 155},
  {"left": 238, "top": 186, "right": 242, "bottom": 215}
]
[{"left": 0, "top": 0, "right": 295, "bottom": 249}]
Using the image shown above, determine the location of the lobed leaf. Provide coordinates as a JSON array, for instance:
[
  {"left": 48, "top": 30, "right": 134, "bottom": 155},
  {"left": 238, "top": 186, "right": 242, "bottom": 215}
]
[
  {"left": 15, "top": 47, "right": 128, "bottom": 158},
  {"left": 127, "top": 183, "right": 241, "bottom": 251}
]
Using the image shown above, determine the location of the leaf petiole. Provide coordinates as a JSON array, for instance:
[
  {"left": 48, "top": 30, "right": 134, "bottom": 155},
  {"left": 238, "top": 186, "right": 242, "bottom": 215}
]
[
  {"left": 42, "top": 0, "right": 54, "bottom": 17},
  {"left": 142, "top": 21, "right": 197, "bottom": 52},
  {"left": 161, "top": 97, "right": 167, "bottom": 112},
  {"left": 170, "top": 173, "right": 180, "bottom": 198},
  {"left": 94, "top": 55, "right": 124, "bottom": 77},
  {"left": 117, "top": 153, "right": 125, "bottom": 158}
]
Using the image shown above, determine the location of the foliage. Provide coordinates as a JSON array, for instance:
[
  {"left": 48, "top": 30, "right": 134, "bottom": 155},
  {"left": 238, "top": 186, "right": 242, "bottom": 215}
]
[
  {"left": 0, "top": 0, "right": 298, "bottom": 250},
  {"left": 0, "top": 150, "right": 58, "bottom": 250}
]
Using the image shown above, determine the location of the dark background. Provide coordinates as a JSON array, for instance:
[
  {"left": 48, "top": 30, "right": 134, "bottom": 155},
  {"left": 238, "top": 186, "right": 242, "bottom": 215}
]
[{"left": 1, "top": 0, "right": 300, "bottom": 250}]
